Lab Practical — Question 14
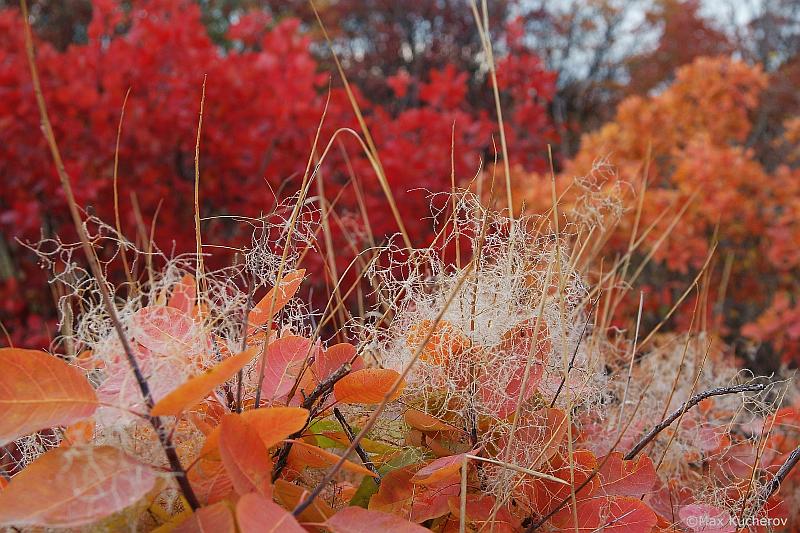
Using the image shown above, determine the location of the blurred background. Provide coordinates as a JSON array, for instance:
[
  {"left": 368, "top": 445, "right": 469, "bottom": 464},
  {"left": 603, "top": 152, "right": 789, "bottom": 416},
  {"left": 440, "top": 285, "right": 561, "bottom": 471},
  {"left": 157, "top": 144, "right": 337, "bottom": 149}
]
[{"left": 0, "top": 0, "right": 798, "bottom": 372}]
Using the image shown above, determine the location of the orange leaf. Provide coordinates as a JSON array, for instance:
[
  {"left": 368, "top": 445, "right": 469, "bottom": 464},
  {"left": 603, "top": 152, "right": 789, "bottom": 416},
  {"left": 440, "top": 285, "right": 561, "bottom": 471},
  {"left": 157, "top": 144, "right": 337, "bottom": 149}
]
[
  {"left": 61, "top": 418, "right": 95, "bottom": 447},
  {"left": 200, "top": 406, "right": 308, "bottom": 457},
  {"left": 411, "top": 451, "right": 472, "bottom": 486},
  {"left": 334, "top": 369, "right": 405, "bottom": 404},
  {"left": 248, "top": 270, "right": 306, "bottom": 331},
  {"left": 0, "top": 348, "right": 97, "bottom": 446},
  {"left": 235, "top": 492, "right": 306, "bottom": 533},
  {"left": 286, "top": 440, "right": 378, "bottom": 478},
  {"left": 406, "top": 320, "right": 469, "bottom": 366},
  {"left": 188, "top": 456, "right": 233, "bottom": 505},
  {"left": 174, "top": 501, "right": 235, "bottom": 533},
  {"left": 369, "top": 465, "right": 457, "bottom": 523},
  {"left": 273, "top": 478, "right": 334, "bottom": 527},
  {"left": 403, "top": 409, "right": 454, "bottom": 432},
  {"left": 597, "top": 452, "right": 657, "bottom": 497},
  {"left": 219, "top": 414, "right": 273, "bottom": 496},
  {"left": 326, "top": 506, "right": 429, "bottom": 532},
  {"left": 245, "top": 406, "right": 309, "bottom": 448},
  {"left": 0, "top": 446, "right": 156, "bottom": 528},
  {"left": 151, "top": 344, "right": 261, "bottom": 416},
  {"left": 168, "top": 274, "right": 197, "bottom": 315}
]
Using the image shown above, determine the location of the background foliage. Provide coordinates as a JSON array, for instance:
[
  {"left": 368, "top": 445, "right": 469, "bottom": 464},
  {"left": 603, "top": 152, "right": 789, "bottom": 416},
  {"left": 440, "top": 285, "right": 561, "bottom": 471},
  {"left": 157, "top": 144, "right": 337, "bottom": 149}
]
[{"left": 1, "top": 0, "right": 799, "bottom": 368}]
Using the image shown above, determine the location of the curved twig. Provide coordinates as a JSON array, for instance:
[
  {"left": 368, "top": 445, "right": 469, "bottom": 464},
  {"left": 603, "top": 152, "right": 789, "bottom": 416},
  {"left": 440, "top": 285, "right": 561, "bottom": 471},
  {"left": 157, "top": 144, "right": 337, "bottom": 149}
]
[{"left": 624, "top": 383, "right": 768, "bottom": 460}]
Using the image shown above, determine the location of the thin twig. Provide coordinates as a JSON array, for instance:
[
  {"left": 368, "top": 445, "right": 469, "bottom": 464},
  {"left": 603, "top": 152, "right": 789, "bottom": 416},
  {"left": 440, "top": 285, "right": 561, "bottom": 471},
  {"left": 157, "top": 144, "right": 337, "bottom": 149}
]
[
  {"left": 624, "top": 383, "right": 768, "bottom": 460},
  {"left": 549, "top": 297, "right": 598, "bottom": 407},
  {"left": 333, "top": 407, "right": 380, "bottom": 481}
]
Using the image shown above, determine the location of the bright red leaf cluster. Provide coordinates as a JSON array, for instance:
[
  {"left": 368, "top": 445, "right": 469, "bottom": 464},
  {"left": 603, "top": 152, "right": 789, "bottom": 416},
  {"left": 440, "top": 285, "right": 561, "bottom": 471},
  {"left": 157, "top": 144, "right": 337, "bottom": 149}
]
[{"left": 0, "top": 0, "right": 555, "bottom": 348}]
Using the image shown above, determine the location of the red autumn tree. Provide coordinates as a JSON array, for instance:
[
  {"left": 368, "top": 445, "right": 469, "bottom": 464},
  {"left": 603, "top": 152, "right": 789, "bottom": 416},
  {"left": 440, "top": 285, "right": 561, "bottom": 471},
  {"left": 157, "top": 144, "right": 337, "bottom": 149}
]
[{"left": 0, "top": 0, "right": 555, "bottom": 347}]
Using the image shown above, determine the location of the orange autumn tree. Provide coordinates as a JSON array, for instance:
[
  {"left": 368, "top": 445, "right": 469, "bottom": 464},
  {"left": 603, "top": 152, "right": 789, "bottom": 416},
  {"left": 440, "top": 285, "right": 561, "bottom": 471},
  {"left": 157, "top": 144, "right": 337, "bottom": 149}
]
[{"left": 508, "top": 56, "right": 800, "bottom": 367}]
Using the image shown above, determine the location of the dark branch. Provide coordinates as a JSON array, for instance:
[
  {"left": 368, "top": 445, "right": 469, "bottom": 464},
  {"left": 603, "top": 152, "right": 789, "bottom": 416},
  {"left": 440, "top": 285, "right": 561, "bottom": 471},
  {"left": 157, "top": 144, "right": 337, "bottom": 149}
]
[
  {"left": 333, "top": 407, "right": 381, "bottom": 482},
  {"left": 272, "top": 363, "right": 352, "bottom": 481},
  {"left": 759, "top": 445, "right": 800, "bottom": 503},
  {"left": 624, "top": 383, "right": 768, "bottom": 460}
]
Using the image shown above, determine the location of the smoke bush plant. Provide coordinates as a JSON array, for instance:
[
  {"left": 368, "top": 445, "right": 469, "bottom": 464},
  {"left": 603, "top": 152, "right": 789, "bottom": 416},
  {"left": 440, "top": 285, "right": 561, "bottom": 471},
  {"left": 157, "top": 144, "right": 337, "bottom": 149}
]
[{"left": 0, "top": 181, "right": 798, "bottom": 531}]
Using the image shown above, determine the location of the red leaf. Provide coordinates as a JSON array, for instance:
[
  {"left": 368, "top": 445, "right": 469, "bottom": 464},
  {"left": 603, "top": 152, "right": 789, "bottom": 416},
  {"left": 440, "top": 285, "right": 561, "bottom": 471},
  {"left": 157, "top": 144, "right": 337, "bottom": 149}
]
[
  {"left": 314, "top": 343, "right": 364, "bottom": 382},
  {"left": 552, "top": 495, "right": 658, "bottom": 533},
  {"left": 524, "top": 449, "right": 597, "bottom": 516},
  {"left": 597, "top": 452, "right": 657, "bottom": 497},
  {"left": 260, "top": 335, "right": 315, "bottom": 402}
]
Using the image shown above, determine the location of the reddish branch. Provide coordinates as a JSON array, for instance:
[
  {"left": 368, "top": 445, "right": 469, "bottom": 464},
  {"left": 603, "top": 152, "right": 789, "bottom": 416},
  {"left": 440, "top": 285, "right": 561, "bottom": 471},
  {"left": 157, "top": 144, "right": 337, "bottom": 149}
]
[{"left": 19, "top": 0, "right": 199, "bottom": 509}]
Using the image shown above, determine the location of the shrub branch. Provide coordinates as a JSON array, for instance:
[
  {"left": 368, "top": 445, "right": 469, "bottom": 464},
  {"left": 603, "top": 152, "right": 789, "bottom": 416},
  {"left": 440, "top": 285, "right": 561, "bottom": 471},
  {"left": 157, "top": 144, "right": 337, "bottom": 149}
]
[{"left": 624, "top": 383, "right": 768, "bottom": 460}]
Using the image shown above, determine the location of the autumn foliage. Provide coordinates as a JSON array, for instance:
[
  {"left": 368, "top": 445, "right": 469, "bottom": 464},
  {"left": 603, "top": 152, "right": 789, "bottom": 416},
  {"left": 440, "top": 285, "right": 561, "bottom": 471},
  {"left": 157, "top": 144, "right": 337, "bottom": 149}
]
[
  {"left": 1, "top": 0, "right": 800, "bottom": 532},
  {"left": 0, "top": 0, "right": 555, "bottom": 347},
  {"left": 507, "top": 55, "right": 800, "bottom": 367}
]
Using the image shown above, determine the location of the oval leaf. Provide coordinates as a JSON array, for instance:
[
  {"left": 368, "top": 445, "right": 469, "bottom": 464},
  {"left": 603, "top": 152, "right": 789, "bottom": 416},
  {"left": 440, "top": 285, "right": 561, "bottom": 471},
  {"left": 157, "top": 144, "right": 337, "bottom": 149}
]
[
  {"left": 245, "top": 406, "right": 309, "bottom": 449},
  {"left": 314, "top": 343, "right": 364, "bottom": 382},
  {"left": 287, "top": 440, "right": 378, "bottom": 478},
  {"left": 151, "top": 345, "right": 261, "bottom": 416},
  {"left": 411, "top": 452, "right": 470, "bottom": 486},
  {"left": 0, "top": 348, "right": 97, "bottom": 446},
  {"left": 236, "top": 492, "right": 306, "bottom": 533},
  {"left": 259, "top": 335, "right": 315, "bottom": 402},
  {"left": 0, "top": 446, "right": 156, "bottom": 528},
  {"left": 219, "top": 414, "right": 273, "bottom": 496},
  {"left": 248, "top": 270, "right": 306, "bottom": 331},
  {"left": 334, "top": 369, "right": 405, "bottom": 404},
  {"left": 326, "top": 506, "right": 429, "bottom": 533},
  {"left": 200, "top": 406, "right": 309, "bottom": 457}
]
